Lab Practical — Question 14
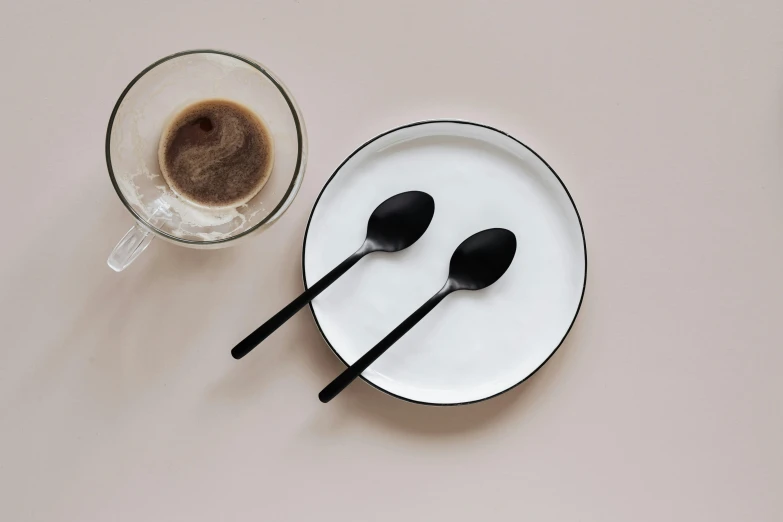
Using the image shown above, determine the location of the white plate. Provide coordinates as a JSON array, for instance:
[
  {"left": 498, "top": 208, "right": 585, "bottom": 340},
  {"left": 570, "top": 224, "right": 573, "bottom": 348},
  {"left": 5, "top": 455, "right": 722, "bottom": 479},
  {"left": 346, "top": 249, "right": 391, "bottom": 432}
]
[{"left": 303, "top": 121, "right": 586, "bottom": 405}]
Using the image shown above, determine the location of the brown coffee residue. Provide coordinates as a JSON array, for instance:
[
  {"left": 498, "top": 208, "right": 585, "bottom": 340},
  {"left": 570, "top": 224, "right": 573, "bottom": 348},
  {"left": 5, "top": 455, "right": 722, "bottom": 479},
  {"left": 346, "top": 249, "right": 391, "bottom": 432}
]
[{"left": 158, "top": 99, "right": 274, "bottom": 209}]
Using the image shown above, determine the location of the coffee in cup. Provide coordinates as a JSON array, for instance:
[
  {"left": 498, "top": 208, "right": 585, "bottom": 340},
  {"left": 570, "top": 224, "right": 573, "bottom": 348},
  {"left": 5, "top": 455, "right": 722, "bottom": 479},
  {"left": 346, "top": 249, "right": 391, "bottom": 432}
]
[{"left": 158, "top": 99, "right": 274, "bottom": 209}]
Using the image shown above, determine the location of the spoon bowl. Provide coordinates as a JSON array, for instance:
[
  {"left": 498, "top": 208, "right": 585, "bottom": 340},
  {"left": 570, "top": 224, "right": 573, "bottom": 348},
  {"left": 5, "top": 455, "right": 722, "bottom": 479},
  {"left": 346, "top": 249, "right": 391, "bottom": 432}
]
[
  {"left": 448, "top": 228, "right": 517, "bottom": 291},
  {"left": 365, "top": 191, "right": 435, "bottom": 252}
]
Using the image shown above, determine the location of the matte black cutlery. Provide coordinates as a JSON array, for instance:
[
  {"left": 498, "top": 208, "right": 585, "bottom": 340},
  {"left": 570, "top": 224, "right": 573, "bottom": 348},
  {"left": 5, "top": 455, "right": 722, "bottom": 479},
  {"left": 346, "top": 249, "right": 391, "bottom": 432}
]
[
  {"left": 231, "top": 191, "right": 435, "bottom": 360},
  {"left": 319, "top": 228, "right": 517, "bottom": 403}
]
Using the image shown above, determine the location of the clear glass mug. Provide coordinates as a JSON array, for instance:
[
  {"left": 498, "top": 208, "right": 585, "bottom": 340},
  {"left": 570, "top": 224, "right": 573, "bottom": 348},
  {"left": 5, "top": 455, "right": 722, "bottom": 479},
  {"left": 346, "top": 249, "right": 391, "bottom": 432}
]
[{"left": 106, "top": 50, "right": 307, "bottom": 271}]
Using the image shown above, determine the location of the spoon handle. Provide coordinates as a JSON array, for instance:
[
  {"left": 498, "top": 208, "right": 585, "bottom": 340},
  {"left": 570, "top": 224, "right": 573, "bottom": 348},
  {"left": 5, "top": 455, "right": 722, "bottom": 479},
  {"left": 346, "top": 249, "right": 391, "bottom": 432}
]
[
  {"left": 232, "top": 251, "right": 366, "bottom": 360},
  {"left": 319, "top": 286, "right": 452, "bottom": 403}
]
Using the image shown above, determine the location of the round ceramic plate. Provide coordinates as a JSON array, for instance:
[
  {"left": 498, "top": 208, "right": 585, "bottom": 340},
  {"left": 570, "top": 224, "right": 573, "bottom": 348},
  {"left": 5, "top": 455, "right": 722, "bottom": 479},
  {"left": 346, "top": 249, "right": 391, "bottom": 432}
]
[{"left": 303, "top": 121, "right": 586, "bottom": 405}]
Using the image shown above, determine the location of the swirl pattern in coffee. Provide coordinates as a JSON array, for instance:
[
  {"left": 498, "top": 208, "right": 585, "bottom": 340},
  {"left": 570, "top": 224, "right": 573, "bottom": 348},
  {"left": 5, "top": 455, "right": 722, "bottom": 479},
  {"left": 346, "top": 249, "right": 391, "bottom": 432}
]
[{"left": 158, "top": 99, "right": 274, "bottom": 209}]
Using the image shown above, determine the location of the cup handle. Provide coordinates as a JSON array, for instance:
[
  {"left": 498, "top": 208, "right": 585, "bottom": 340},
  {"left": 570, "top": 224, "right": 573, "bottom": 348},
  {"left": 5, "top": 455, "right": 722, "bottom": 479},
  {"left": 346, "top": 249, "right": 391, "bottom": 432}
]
[{"left": 107, "top": 222, "right": 154, "bottom": 272}]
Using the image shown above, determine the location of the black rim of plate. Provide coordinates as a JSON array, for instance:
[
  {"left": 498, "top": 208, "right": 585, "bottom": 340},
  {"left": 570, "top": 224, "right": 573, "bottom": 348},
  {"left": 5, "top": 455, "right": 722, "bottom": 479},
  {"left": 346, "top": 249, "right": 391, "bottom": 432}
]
[{"left": 302, "top": 120, "right": 588, "bottom": 406}]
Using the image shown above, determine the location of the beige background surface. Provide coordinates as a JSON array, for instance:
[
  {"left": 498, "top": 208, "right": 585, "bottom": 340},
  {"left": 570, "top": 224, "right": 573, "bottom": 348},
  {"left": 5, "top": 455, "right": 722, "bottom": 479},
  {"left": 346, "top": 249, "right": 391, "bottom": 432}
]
[{"left": 1, "top": 1, "right": 781, "bottom": 520}]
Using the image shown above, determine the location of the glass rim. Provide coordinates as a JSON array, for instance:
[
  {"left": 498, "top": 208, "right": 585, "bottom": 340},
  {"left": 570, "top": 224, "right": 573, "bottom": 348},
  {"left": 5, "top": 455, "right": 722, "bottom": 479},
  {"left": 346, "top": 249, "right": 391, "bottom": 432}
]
[{"left": 105, "top": 49, "right": 307, "bottom": 245}]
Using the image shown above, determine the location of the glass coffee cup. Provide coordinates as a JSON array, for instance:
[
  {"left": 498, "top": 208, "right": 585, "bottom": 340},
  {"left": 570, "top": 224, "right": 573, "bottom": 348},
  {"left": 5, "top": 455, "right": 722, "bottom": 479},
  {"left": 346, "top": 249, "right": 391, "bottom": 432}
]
[{"left": 105, "top": 50, "right": 307, "bottom": 271}]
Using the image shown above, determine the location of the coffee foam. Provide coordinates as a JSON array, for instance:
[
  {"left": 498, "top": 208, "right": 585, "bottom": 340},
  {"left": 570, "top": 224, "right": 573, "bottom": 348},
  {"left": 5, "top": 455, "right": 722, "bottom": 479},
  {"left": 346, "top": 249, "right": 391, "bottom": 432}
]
[{"left": 158, "top": 99, "right": 274, "bottom": 209}]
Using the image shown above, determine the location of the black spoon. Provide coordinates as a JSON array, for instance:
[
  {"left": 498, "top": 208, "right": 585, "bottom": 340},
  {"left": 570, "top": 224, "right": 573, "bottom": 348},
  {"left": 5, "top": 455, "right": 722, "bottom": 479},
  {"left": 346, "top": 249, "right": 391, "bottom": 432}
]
[
  {"left": 318, "top": 227, "right": 517, "bottom": 403},
  {"left": 231, "top": 191, "right": 435, "bottom": 360}
]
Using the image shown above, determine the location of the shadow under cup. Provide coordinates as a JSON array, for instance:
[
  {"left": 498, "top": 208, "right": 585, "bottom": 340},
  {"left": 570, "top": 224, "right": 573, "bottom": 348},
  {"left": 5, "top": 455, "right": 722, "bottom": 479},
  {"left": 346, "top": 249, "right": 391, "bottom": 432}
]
[{"left": 106, "top": 50, "right": 307, "bottom": 271}]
